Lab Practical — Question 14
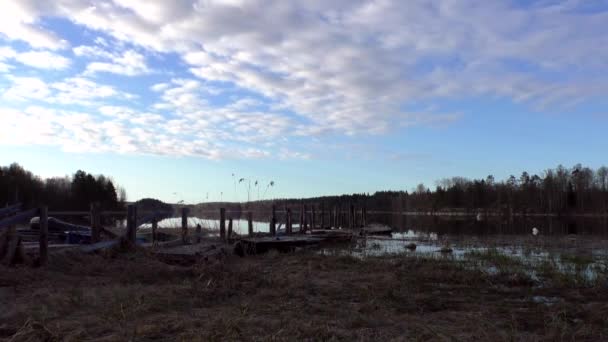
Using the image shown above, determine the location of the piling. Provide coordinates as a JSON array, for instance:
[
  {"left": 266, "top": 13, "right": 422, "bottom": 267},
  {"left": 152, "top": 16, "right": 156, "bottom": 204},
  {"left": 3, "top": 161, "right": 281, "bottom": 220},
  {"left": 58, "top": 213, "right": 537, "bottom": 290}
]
[
  {"left": 228, "top": 218, "right": 233, "bottom": 240},
  {"left": 300, "top": 204, "right": 305, "bottom": 233},
  {"left": 126, "top": 205, "right": 137, "bottom": 244},
  {"left": 90, "top": 203, "right": 100, "bottom": 243},
  {"left": 181, "top": 207, "right": 189, "bottom": 244},
  {"left": 350, "top": 204, "right": 355, "bottom": 229},
  {"left": 311, "top": 205, "right": 316, "bottom": 231},
  {"left": 196, "top": 224, "right": 202, "bottom": 243},
  {"left": 152, "top": 217, "right": 158, "bottom": 244},
  {"left": 220, "top": 208, "right": 226, "bottom": 241},
  {"left": 270, "top": 205, "right": 277, "bottom": 236},
  {"left": 286, "top": 208, "right": 293, "bottom": 234},
  {"left": 248, "top": 212, "right": 253, "bottom": 237}
]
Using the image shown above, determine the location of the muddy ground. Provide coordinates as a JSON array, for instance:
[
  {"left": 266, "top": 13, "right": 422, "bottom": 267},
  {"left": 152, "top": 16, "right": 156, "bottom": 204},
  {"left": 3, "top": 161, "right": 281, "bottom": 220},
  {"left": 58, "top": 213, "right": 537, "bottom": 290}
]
[{"left": 1, "top": 246, "right": 608, "bottom": 341}]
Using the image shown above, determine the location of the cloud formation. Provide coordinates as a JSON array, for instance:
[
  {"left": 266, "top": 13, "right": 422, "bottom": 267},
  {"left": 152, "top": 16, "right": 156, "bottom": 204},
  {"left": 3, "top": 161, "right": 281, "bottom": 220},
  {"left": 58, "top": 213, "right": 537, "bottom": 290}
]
[{"left": 0, "top": 0, "right": 607, "bottom": 159}]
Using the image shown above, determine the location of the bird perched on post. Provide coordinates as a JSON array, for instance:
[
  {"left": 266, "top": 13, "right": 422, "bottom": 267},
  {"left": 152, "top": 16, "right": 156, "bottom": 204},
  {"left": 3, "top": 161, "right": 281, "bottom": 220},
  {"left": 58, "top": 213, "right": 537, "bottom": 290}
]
[{"left": 532, "top": 227, "right": 539, "bottom": 236}]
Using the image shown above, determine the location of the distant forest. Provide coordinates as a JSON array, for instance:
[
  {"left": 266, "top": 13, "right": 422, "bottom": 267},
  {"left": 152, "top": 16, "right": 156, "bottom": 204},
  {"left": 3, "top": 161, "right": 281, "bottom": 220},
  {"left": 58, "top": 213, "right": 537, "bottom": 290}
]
[
  {"left": 192, "top": 164, "right": 608, "bottom": 217},
  {"left": 0, "top": 163, "right": 126, "bottom": 211},
  {"left": 3, "top": 163, "right": 608, "bottom": 216}
]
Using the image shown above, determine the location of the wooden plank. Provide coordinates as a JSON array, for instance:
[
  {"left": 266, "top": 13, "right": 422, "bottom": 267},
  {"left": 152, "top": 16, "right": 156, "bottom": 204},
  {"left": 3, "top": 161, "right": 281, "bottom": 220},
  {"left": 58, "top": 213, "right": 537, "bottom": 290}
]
[
  {"left": 0, "top": 208, "right": 39, "bottom": 230},
  {"left": 39, "top": 206, "right": 48, "bottom": 266},
  {"left": 47, "top": 211, "right": 89, "bottom": 216},
  {"left": 219, "top": 208, "right": 226, "bottom": 241},
  {"left": 100, "top": 210, "right": 128, "bottom": 216},
  {"left": 80, "top": 240, "right": 119, "bottom": 253},
  {"left": 0, "top": 203, "right": 21, "bottom": 217}
]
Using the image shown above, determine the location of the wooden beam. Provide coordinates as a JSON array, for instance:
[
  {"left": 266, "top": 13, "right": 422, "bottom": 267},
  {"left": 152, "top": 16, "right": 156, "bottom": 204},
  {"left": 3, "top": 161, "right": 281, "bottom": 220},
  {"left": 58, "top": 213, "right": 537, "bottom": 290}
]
[
  {"left": 39, "top": 206, "right": 48, "bottom": 266},
  {"left": 228, "top": 218, "right": 233, "bottom": 240},
  {"left": 0, "top": 208, "right": 39, "bottom": 231},
  {"left": 0, "top": 203, "right": 21, "bottom": 218}
]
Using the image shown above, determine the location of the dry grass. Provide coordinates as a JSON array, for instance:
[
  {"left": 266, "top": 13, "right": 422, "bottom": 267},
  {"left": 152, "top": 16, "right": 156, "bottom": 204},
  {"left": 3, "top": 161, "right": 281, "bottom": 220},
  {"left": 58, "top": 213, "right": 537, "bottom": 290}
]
[{"left": 1, "top": 246, "right": 608, "bottom": 341}]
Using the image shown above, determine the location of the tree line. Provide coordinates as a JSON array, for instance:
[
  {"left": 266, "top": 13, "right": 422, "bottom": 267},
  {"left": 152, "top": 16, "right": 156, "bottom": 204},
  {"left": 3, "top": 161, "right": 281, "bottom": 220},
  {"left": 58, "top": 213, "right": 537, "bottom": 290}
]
[
  {"left": 0, "top": 163, "right": 126, "bottom": 211},
  {"left": 192, "top": 164, "right": 608, "bottom": 217}
]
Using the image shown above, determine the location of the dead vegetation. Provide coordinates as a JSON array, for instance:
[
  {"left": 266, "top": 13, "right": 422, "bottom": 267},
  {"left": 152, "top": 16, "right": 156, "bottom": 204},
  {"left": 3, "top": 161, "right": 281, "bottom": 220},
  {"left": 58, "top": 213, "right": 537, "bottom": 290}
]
[{"left": 1, "top": 246, "right": 608, "bottom": 341}]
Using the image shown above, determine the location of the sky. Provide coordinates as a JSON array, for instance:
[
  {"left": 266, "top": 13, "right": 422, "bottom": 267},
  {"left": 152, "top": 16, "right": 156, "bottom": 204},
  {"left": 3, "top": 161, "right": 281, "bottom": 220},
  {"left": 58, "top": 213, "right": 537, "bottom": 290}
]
[{"left": 1, "top": 0, "right": 608, "bottom": 204}]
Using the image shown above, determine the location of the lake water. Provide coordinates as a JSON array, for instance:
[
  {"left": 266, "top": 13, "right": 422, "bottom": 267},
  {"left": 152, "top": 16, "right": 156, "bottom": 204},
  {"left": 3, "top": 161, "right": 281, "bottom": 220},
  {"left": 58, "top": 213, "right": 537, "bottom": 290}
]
[{"left": 134, "top": 212, "right": 608, "bottom": 281}]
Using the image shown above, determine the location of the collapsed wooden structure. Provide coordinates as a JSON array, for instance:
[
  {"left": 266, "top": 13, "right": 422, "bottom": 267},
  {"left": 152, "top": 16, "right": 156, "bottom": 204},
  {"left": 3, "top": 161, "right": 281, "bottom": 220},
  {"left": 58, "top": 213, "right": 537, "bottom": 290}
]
[{"left": 0, "top": 202, "right": 391, "bottom": 266}]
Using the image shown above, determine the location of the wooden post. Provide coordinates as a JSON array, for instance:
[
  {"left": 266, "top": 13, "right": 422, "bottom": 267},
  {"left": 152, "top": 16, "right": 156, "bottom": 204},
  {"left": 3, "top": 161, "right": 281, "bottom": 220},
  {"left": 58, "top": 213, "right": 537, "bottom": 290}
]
[
  {"left": 196, "top": 224, "right": 202, "bottom": 243},
  {"left": 286, "top": 208, "right": 292, "bottom": 234},
  {"left": 39, "top": 206, "right": 48, "bottom": 266},
  {"left": 90, "top": 203, "right": 100, "bottom": 243},
  {"left": 126, "top": 204, "right": 137, "bottom": 244},
  {"left": 227, "top": 218, "right": 233, "bottom": 240},
  {"left": 359, "top": 207, "right": 365, "bottom": 228},
  {"left": 362, "top": 206, "right": 367, "bottom": 227},
  {"left": 220, "top": 208, "right": 226, "bottom": 241},
  {"left": 270, "top": 205, "right": 277, "bottom": 236},
  {"left": 181, "top": 207, "right": 189, "bottom": 244},
  {"left": 320, "top": 203, "right": 325, "bottom": 229},
  {"left": 350, "top": 204, "right": 355, "bottom": 229},
  {"left": 247, "top": 212, "right": 253, "bottom": 237},
  {"left": 152, "top": 217, "right": 158, "bottom": 244},
  {"left": 311, "top": 205, "right": 316, "bottom": 231},
  {"left": 299, "top": 204, "right": 305, "bottom": 233}
]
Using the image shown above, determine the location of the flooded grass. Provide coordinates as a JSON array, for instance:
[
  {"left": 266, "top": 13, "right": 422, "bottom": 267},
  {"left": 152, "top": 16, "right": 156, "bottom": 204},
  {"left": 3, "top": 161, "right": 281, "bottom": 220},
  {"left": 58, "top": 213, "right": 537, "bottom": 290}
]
[{"left": 2, "top": 248, "right": 608, "bottom": 340}]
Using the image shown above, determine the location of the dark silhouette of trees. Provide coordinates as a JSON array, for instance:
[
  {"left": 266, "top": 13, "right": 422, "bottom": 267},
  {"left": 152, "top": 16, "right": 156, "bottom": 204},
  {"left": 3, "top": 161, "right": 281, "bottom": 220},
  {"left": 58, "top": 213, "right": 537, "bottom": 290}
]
[
  {"left": 1, "top": 163, "right": 124, "bottom": 211},
  {"left": 195, "top": 164, "right": 608, "bottom": 217}
]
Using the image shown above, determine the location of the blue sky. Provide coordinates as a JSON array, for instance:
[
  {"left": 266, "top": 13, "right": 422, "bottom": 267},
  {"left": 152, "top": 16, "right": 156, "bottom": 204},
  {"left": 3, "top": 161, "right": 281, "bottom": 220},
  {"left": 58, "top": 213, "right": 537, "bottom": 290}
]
[{"left": 1, "top": 0, "right": 607, "bottom": 203}]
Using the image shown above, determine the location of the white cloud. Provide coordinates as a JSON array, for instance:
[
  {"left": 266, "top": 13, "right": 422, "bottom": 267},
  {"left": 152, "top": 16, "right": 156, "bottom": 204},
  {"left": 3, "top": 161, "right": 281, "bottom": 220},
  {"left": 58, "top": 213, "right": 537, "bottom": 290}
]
[
  {"left": 2, "top": 76, "right": 133, "bottom": 106},
  {"left": 0, "top": 0, "right": 607, "bottom": 159},
  {"left": 16, "top": 50, "right": 71, "bottom": 69},
  {"left": 85, "top": 50, "right": 149, "bottom": 76}
]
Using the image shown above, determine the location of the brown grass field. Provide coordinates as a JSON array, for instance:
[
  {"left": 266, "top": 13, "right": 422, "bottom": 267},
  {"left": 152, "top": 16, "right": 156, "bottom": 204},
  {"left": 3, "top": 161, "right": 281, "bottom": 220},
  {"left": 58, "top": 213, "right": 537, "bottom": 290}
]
[{"left": 1, "top": 245, "right": 608, "bottom": 341}]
